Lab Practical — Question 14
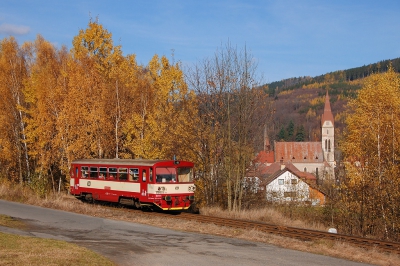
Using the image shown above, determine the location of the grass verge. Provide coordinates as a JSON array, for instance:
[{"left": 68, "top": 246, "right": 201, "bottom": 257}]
[
  {"left": 0, "top": 231, "right": 115, "bottom": 266},
  {"left": 0, "top": 208, "right": 115, "bottom": 265},
  {"left": 0, "top": 215, "right": 26, "bottom": 230}
]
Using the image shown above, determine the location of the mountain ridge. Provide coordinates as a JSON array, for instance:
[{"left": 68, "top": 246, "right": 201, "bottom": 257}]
[{"left": 261, "top": 57, "right": 400, "bottom": 150}]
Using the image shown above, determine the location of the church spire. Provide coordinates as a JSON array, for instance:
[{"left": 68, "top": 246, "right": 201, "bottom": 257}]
[
  {"left": 321, "top": 90, "right": 335, "bottom": 176},
  {"left": 321, "top": 91, "right": 334, "bottom": 126}
]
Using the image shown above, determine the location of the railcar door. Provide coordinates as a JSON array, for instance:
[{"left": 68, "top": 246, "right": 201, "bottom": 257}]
[
  {"left": 140, "top": 169, "right": 148, "bottom": 199},
  {"left": 70, "top": 165, "right": 80, "bottom": 195}
]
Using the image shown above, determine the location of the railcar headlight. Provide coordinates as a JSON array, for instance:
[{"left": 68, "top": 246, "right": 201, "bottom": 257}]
[
  {"left": 164, "top": 195, "right": 172, "bottom": 202},
  {"left": 188, "top": 185, "right": 196, "bottom": 191}
]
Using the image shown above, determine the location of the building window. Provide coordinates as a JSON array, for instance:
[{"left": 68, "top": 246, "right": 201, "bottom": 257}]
[
  {"left": 278, "top": 179, "right": 284, "bottom": 185},
  {"left": 291, "top": 179, "right": 297, "bottom": 184},
  {"left": 284, "top": 191, "right": 296, "bottom": 198}
]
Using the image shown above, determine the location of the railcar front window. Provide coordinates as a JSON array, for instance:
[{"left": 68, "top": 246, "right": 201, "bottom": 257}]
[
  {"left": 177, "top": 167, "right": 193, "bottom": 182},
  {"left": 156, "top": 167, "right": 177, "bottom": 183}
]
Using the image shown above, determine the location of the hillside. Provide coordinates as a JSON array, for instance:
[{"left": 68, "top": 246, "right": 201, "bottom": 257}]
[{"left": 262, "top": 57, "right": 400, "bottom": 147}]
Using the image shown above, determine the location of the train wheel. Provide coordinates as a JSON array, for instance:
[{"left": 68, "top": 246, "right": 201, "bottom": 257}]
[
  {"left": 84, "top": 193, "right": 93, "bottom": 202},
  {"left": 134, "top": 200, "right": 141, "bottom": 209}
]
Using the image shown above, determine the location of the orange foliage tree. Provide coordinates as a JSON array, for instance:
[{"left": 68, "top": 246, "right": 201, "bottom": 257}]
[
  {"left": 23, "top": 35, "right": 69, "bottom": 193},
  {"left": 0, "top": 37, "right": 29, "bottom": 184}
]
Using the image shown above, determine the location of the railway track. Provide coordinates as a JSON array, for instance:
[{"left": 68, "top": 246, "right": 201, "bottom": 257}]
[
  {"left": 88, "top": 201, "right": 400, "bottom": 255},
  {"left": 173, "top": 212, "right": 400, "bottom": 255}
]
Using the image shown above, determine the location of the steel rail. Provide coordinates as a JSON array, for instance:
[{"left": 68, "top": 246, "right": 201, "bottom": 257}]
[
  {"left": 176, "top": 212, "right": 400, "bottom": 254},
  {"left": 83, "top": 200, "right": 400, "bottom": 254}
]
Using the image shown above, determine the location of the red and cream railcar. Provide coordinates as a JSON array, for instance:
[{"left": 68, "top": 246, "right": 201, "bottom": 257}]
[{"left": 69, "top": 159, "right": 195, "bottom": 211}]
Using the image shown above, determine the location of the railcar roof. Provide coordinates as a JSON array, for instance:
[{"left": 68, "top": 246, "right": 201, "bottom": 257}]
[{"left": 72, "top": 158, "right": 171, "bottom": 166}]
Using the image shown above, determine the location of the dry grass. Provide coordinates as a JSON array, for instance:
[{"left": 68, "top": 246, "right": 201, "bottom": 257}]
[
  {"left": 1, "top": 180, "right": 400, "bottom": 266},
  {"left": 200, "top": 206, "right": 327, "bottom": 231}
]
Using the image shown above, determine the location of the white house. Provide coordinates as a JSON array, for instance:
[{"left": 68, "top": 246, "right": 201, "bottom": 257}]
[{"left": 264, "top": 166, "right": 325, "bottom": 205}]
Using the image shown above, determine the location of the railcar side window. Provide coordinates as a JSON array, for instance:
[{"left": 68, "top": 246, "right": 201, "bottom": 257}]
[
  {"left": 90, "top": 167, "right": 98, "bottom": 179},
  {"left": 109, "top": 168, "right": 117, "bottom": 180},
  {"left": 142, "top": 170, "right": 147, "bottom": 182},
  {"left": 150, "top": 168, "right": 153, "bottom": 182},
  {"left": 99, "top": 167, "right": 107, "bottom": 179},
  {"left": 81, "top": 166, "right": 89, "bottom": 178},
  {"left": 119, "top": 168, "right": 128, "bottom": 181},
  {"left": 129, "top": 168, "right": 139, "bottom": 181},
  {"left": 177, "top": 167, "right": 193, "bottom": 182}
]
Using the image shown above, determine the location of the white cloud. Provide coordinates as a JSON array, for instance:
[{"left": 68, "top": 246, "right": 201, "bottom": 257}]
[{"left": 0, "top": 23, "right": 30, "bottom": 35}]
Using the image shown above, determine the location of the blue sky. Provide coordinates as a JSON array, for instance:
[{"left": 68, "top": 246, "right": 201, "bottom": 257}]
[{"left": 1, "top": 0, "right": 399, "bottom": 83}]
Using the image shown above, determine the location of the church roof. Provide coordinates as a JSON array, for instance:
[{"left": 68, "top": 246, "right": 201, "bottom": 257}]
[
  {"left": 321, "top": 91, "right": 334, "bottom": 126},
  {"left": 274, "top": 141, "right": 323, "bottom": 163},
  {"left": 254, "top": 150, "right": 275, "bottom": 164}
]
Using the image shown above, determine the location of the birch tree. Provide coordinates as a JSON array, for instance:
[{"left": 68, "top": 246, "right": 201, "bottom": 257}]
[
  {"left": 340, "top": 66, "right": 400, "bottom": 240},
  {"left": 59, "top": 19, "right": 122, "bottom": 163},
  {"left": 125, "top": 55, "right": 198, "bottom": 161},
  {"left": 0, "top": 37, "right": 29, "bottom": 183},
  {"left": 23, "top": 35, "right": 68, "bottom": 193}
]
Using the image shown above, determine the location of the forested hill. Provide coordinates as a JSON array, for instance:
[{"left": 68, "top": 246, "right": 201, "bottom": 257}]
[
  {"left": 261, "top": 57, "right": 400, "bottom": 147},
  {"left": 266, "top": 57, "right": 400, "bottom": 94}
]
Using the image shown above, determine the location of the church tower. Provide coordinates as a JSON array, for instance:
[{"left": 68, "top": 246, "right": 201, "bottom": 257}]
[{"left": 321, "top": 91, "right": 335, "bottom": 169}]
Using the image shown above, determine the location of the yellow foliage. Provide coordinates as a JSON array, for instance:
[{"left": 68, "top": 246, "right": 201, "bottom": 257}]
[
  {"left": 339, "top": 66, "right": 400, "bottom": 239},
  {"left": 278, "top": 90, "right": 293, "bottom": 96}
]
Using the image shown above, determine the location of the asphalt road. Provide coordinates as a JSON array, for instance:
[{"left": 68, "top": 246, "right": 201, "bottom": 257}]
[{"left": 0, "top": 199, "right": 372, "bottom": 266}]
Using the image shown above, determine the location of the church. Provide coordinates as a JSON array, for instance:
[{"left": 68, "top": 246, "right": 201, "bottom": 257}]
[{"left": 253, "top": 91, "right": 335, "bottom": 182}]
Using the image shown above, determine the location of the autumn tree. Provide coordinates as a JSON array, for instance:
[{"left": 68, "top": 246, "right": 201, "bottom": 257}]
[
  {"left": 125, "top": 55, "right": 198, "bottom": 161},
  {"left": 339, "top": 66, "right": 400, "bottom": 240},
  {"left": 23, "top": 35, "right": 69, "bottom": 193},
  {"left": 0, "top": 37, "right": 29, "bottom": 183},
  {"left": 187, "top": 43, "right": 268, "bottom": 211},
  {"left": 58, "top": 18, "right": 123, "bottom": 167}
]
